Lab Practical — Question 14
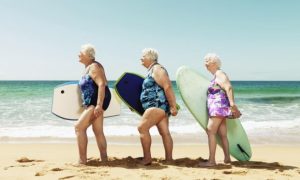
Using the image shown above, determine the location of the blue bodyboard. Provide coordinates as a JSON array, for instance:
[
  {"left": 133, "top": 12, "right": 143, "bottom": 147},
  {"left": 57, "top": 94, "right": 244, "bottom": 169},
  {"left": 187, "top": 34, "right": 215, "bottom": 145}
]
[{"left": 115, "top": 72, "right": 145, "bottom": 116}]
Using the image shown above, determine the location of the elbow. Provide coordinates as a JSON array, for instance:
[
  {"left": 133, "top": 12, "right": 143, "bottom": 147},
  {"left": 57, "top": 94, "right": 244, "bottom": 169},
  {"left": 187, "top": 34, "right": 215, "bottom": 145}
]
[
  {"left": 164, "top": 84, "right": 172, "bottom": 92},
  {"left": 225, "top": 86, "right": 232, "bottom": 93},
  {"left": 97, "top": 82, "right": 106, "bottom": 89}
]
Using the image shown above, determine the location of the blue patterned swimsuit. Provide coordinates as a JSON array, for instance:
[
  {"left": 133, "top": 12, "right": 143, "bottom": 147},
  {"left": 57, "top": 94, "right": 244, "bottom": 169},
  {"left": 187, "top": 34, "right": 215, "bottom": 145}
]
[
  {"left": 79, "top": 64, "right": 111, "bottom": 110},
  {"left": 140, "top": 64, "right": 170, "bottom": 115}
]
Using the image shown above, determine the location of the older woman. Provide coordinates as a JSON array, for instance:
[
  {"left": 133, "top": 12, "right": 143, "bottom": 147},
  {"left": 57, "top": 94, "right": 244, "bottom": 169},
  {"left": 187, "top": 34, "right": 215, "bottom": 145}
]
[
  {"left": 138, "top": 48, "right": 178, "bottom": 165},
  {"left": 199, "top": 53, "right": 242, "bottom": 167},
  {"left": 76, "top": 44, "right": 111, "bottom": 165}
]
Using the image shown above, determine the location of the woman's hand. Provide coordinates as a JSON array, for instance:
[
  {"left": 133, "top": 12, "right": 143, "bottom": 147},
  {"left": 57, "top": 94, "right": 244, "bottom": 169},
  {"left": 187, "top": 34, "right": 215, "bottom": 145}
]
[
  {"left": 94, "top": 104, "right": 104, "bottom": 118},
  {"left": 170, "top": 106, "right": 178, "bottom": 116},
  {"left": 230, "top": 105, "right": 242, "bottom": 119}
]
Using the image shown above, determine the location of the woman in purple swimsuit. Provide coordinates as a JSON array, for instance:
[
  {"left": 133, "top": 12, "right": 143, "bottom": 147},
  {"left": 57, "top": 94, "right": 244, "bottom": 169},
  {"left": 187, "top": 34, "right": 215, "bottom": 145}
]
[
  {"left": 76, "top": 44, "right": 111, "bottom": 165},
  {"left": 199, "top": 53, "right": 241, "bottom": 167}
]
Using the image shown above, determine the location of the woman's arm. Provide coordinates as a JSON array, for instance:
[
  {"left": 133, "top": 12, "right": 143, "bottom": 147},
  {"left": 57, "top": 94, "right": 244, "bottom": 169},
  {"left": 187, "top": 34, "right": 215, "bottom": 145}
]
[
  {"left": 89, "top": 63, "right": 106, "bottom": 116},
  {"left": 152, "top": 66, "right": 178, "bottom": 116},
  {"left": 215, "top": 71, "right": 241, "bottom": 118}
]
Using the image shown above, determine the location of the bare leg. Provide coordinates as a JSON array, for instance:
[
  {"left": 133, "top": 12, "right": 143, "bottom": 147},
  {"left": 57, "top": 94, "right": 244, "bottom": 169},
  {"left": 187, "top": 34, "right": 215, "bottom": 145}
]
[
  {"left": 137, "top": 107, "right": 166, "bottom": 165},
  {"left": 157, "top": 116, "right": 173, "bottom": 161},
  {"left": 199, "top": 117, "right": 223, "bottom": 167},
  {"left": 217, "top": 119, "right": 231, "bottom": 163},
  {"left": 92, "top": 112, "right": 107, "bottom": 162},
  {"left": 74, "top": 106, "right": 95, "bottom": 164}
]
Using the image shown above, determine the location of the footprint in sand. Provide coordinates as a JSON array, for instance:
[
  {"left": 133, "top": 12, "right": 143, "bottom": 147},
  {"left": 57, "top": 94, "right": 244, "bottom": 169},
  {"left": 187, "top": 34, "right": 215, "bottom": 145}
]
[
  {"left": 59, "top": 175, "right": 75, "bottom": 180},
  {"left": 5, "top": 157, "right": 44, "bottom": 170},
  {"left": 83, "top": 171, "right": 96, "bottom": 174},
  {"left": 35, "top": 167, "right": 64, "bottom": 177},
  {"left": 17, "top": 157, "right": 44, "bottom": 163},
  {"left": 223, "top": 170, "right": 248, "bottom": 175},
  {"left": 161, "top": 176, "right": 172, "bottom": 180},
  {"left": 51, "top": 168, "right": 64, "bottom": 172},
  {"left": 35, "top": 171, "right": 46, "bottom": 176},
  {"left": 99, "top": 170, "right": 110, "bottom": 177}
]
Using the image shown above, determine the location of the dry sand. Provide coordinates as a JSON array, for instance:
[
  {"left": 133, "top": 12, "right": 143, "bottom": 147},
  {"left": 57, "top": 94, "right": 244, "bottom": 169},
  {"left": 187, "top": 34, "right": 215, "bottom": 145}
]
[{"left": 0, "top": 143, "right": 299, "bottom": 179}]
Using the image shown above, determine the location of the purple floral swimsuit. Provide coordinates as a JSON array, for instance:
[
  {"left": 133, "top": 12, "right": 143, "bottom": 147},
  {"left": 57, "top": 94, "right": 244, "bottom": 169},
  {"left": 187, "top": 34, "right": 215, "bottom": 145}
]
[{"left": 207, "top": 78, "right": 232, "bottom": 118}]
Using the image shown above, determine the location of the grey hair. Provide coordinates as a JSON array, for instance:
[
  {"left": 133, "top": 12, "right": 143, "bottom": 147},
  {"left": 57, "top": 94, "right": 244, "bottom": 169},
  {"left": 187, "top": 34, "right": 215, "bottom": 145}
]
[
  {"left": 142, "top": 48, "right": 158, "bottom": 62},
  {"left": 204, "top": 53, "right": 222, "bottom": 68},
  {"left": 81, "top": 44, "right": 96, "bottom": 60}
]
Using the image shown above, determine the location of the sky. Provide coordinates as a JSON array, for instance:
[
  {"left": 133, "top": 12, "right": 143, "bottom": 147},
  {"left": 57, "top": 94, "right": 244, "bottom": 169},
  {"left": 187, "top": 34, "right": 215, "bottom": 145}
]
[{"left": 0, "top": 0, "right": 299, "bottom": 81}]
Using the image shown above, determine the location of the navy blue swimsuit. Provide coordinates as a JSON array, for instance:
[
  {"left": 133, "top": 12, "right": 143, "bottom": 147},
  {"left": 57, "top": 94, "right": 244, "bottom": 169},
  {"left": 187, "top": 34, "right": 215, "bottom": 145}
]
[
  {"left": 79, "top": 64, "right": 111, "bottom": 110},
  {"left": 140, "top": 64, "right": 170, "bottom": 115}
]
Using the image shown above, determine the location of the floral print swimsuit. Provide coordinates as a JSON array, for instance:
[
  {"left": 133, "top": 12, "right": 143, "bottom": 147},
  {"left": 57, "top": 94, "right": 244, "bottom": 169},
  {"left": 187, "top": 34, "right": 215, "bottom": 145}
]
[{"left": 207, "top": 77, "right": 232, "bottom": 118}]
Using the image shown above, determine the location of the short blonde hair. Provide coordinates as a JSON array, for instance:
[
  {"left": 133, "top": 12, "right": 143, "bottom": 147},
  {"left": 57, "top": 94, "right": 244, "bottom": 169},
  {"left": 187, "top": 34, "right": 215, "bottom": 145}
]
[
  {"left": 81, "top": 44, "right": 96, "bottom": 60},
  {"left": 204, "top": 53, "right": 222, "bottom": 68},
  {"left": 142, "top": 48, "right": 158, "bottom": 62}
]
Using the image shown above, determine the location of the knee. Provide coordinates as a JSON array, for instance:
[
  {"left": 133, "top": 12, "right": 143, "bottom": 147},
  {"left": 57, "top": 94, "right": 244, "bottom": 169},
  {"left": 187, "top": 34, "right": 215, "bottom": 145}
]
[
  {"left": 206, "top": 128, "right": 217, "bottom": 136},
  {"left": 159, "top": 129, "right": 171, "bottom": 137},
  {"left": 218, "top": 132, "right": 227, "bottom": 139},
  {"left": 74, "top": 123, "right": 86, "bottom": 134},
  {"left": 137, "top": 124, "right": 148, "bottom": 134},
  {"left": 92, "top": 126, "right": 104, "bottom": 136}
]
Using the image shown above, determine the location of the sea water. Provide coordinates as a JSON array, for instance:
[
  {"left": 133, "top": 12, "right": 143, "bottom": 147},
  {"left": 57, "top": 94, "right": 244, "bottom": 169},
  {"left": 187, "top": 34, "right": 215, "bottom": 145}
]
[{"left": 0, "top": 81, "right": 300, "bottom": 144}]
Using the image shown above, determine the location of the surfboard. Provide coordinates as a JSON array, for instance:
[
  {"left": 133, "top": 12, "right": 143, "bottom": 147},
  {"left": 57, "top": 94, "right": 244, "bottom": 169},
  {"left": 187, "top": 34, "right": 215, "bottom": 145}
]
[
  {"left": 52, "top": 82, "right": 121, "bottom": 120},
  {"left": 176, "top": 66, "right": 252, "bottom": 161},
  {"left": 114, "top": 72, "right": 145, "bottom": 116}
]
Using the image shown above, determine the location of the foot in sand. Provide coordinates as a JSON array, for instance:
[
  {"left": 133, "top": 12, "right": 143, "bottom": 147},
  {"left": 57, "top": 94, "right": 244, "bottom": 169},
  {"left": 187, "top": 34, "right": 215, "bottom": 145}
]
[
  {"left": 224, "top": 158, "right": 231, "bottom": 164},
  {"left": 198, "top": 161, "right": 216, "bottom": 167},
  {"left": 161, "top": 159, "right": 174, "bottom": 165},
  {"left": 69, "top": 161, "right": 86, "bottom": 167},
  {"left": 137, "top": 157, "right": 152, "bottom": 166},
  {"left": 100, "top": 156, "right": 108, "bottom": 162},
  {"left": 100, "top": 153, "right": 108, "bottom": 162}
]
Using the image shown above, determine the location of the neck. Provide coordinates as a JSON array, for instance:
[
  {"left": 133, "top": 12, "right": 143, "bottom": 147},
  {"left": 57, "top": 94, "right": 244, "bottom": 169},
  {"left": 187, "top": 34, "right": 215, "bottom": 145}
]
[
  {"left": 211, "top": 68, "right": 220, "bottom": 75},
  {"left": 147, "top": 62, "right": 157, "bottom": 70},
  {"left": 84, "top": 60, "right": 94, "bottom": 68}
]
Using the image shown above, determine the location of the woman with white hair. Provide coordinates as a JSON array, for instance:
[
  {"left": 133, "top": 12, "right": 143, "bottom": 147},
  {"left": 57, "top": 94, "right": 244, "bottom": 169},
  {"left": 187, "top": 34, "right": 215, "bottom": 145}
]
[
  {"left": 199, "top": 53, "right": 241, "bottom": 167},
  {"left": 138, "top": 48, "right": 178, "bottom": 165},
  {"left": 76, "top": 44, "right": 111, "bottom": 165}
]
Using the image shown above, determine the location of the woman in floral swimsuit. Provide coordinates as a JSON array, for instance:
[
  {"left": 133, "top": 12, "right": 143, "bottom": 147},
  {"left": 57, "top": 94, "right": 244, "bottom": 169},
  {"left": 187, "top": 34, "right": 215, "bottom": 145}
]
[{"left": 199, "top": 53, "right": 242, "bottom": 167}]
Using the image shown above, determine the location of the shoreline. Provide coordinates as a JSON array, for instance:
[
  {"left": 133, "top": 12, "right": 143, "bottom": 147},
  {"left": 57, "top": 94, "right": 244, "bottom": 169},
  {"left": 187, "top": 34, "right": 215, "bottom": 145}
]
[{"left": 1, "top": 134, "right": 300, "bottom": 145}]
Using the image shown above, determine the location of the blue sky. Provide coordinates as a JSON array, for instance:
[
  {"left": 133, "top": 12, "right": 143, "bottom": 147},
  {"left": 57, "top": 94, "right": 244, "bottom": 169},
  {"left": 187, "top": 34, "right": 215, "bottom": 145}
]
[{"left": 0, "top": 0, "right": 299, "bottom": 80}]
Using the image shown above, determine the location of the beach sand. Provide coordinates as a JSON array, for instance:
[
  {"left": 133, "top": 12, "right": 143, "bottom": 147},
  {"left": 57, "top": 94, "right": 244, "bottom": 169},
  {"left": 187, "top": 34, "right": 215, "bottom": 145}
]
[{"left": 0, "top": 141, "right": 299, "bottom": 180}]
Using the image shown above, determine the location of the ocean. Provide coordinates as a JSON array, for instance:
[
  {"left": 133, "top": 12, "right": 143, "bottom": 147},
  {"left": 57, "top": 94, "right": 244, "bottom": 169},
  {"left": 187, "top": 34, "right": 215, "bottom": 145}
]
[{"left": 0, "top": 81, "right": 300, "bottom": 144}]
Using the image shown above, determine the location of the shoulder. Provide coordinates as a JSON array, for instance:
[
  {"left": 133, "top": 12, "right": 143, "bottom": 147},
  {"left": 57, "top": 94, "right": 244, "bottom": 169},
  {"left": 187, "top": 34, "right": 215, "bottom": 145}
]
[
  {"left": 152, "top": 64, "right": 168, "bottom": 76},
  {"left": 215, "top": 70, "right": 227, "bottom": 79},
  {"left": 89, "top": 62, "right": 103, "bottom": 73}
]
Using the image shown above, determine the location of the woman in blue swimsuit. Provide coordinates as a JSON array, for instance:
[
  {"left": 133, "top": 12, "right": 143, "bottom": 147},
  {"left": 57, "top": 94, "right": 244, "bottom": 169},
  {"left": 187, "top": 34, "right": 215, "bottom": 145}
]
[
  {"left": 76, "top": 44, "right": 111, "bottom": 165},
  {"left": 138, "top": 48, "right": 178, "bottom": 165}
]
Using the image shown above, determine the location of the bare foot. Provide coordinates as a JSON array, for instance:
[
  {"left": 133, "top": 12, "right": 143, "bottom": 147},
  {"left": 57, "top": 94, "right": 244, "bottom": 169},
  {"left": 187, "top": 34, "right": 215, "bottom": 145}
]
[
  {"left": 70, "top": 162, "right": 86, "bottom": 167},
  {"left": 162, "top": 159, "right": 174, "bottom": 165},
  {"left": 198, "top": 161, "right": 216, "bottom": 167},
  {"left": 139, "top": 158, "right": 152, "bottom": 166},
  {"left": 101, "top": 156, "right": 108, "bottom": 162},
  {"left": 224, "top": 158, "right": 231, "bottom": 164},
  {"left": 101, "top": 153, "right": 108, "bottom": 162},
  {"left": 77, "top": 160, "right": 87, "bottom": 165}
]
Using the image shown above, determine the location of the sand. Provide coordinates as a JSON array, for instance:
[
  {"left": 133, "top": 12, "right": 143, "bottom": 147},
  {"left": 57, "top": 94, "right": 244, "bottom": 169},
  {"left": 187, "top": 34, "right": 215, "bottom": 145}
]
[{"left": 0, "top": 142, "right": 299, "bottom": 180}]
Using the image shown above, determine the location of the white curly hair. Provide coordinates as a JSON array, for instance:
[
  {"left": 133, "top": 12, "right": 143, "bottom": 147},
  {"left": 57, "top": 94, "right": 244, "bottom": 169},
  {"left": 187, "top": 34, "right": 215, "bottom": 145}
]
[
  {"left": 81, "top": 44, "right": 96, "bottom": 60},
  {"left": 142, "top": 48, "right": 159, "bottom": 62},
  {"left": 204, "top": 53, "right": 222, "bottom": 68}
]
